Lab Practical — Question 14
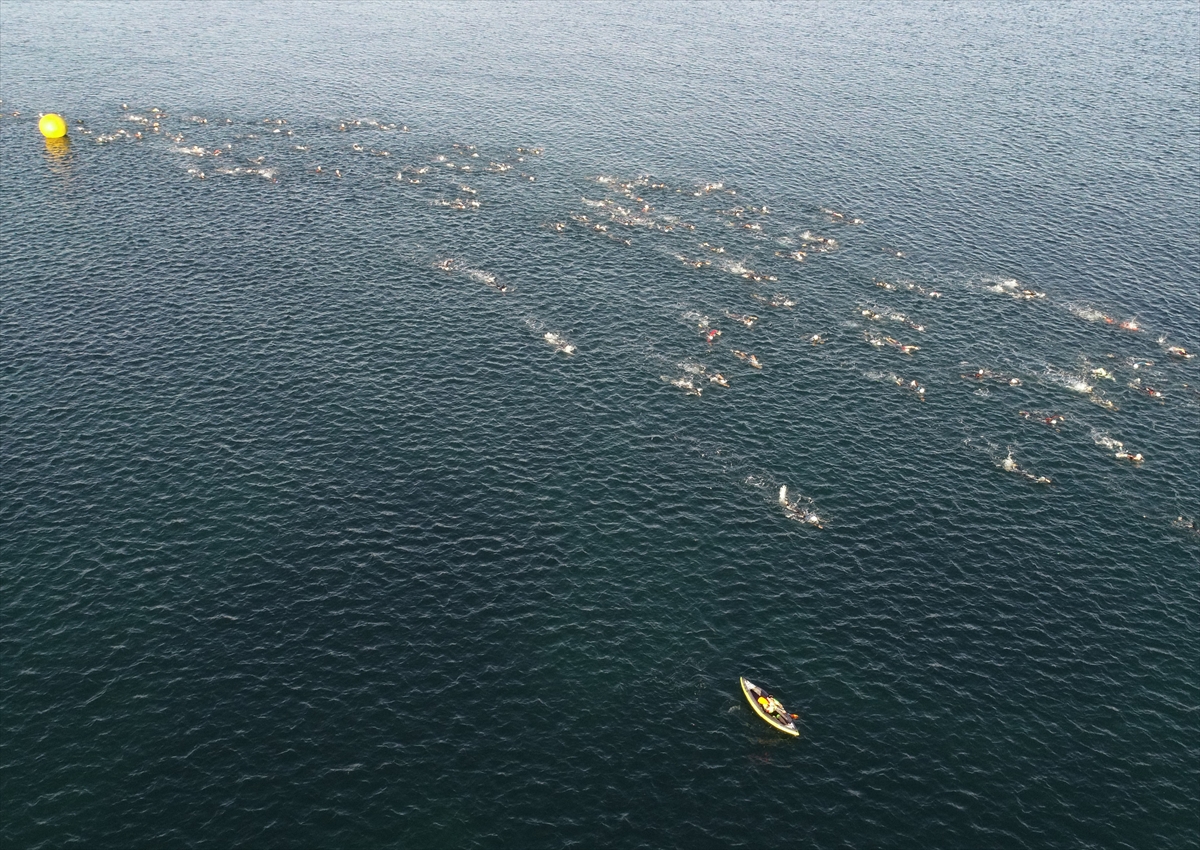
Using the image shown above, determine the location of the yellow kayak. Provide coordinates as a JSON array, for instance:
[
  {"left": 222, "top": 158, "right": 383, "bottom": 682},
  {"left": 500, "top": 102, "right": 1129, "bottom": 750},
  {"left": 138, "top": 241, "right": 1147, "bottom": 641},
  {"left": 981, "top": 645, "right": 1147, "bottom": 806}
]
[{"left": 740, "top": 677, "right": 799, "bottom": 736}]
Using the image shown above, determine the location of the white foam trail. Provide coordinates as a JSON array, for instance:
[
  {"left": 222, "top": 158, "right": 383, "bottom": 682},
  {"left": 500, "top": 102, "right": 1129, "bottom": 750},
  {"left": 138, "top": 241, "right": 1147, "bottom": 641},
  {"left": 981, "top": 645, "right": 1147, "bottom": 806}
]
[{"left": 464, "top": 268, "right": 495, "bottom": 285}]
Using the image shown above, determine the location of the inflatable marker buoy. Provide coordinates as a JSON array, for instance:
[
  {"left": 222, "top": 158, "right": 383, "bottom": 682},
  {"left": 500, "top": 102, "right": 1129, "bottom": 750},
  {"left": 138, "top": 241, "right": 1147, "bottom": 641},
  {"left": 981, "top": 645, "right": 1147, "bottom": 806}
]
[{"left": 39, "top": 113, "right": 68, "bottom": 139}]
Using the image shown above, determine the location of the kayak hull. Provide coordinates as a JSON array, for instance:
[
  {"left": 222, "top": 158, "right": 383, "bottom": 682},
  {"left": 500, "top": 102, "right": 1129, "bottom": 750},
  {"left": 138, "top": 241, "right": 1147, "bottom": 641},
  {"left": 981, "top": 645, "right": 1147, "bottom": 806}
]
[{"left": 740, "top": 677, "right": 799, "bottom": 736}]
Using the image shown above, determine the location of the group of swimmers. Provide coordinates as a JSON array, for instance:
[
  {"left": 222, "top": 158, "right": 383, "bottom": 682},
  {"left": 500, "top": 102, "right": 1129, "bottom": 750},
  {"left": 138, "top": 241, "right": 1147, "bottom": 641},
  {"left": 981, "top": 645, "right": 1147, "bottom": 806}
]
[
  {"left": 680, "top": 314, "right": 765, "bottom": 379},
  {"left": 732, "top": 350, "right": 763, "bottom": 369},
  {"left": 751, "top": 293, "right": 795, "bottom": 309},
  {"left": 821, "top": 207, "right": 864, "bottom": 225},
  {"left": 869, "top": 372, "right": 927, "bottom": 400},
  {"left": 1128, "top": 378, "right": 1165, "bottom": 399},
  {"left": 434, "top": 258, "right": 511, "bottom": 293},
  {"left": 101, "top": 107, "right": 1191, "bottom": 492},
  {"left": 798, "top": 231, "right": 838, "bottom": 252},
  {"left": 898, "top": 376, "right": 927, "bottom": 399},
  {"left": 859, "top": 308, "right": 925, "bottom": 334},
  {"left": 1019, "top": 410, "right": 1066, "bottom": 430},
  {"left": 864, "top": 333, "right": 919, "bottom": 355},
  {"left": 962, "top": 367, "right": 1022, "bottom": 386},
  {"left": 874, "top": 279, "right": 942, "bottom": 299},
  {"left": 725, "top": 311, "right": 758, "bottom": 328},
  {"left": 985, "top": 278, "right": 1046, "bottom": 300},
  {"left": 1172, "top": 516, "right": 1199, "bottom": 535},
  {"left": 1015, "top": 416, "right": 1149, "bottom": 465},
  {"left": 662, "top": 368, "right": 731, "bottom": 396}
]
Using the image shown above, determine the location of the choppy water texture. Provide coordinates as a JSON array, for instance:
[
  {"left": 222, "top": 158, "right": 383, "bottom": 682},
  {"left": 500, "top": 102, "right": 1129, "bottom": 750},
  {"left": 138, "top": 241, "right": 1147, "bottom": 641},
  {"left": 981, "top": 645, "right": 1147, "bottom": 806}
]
[{"left": 3, "top": 3, "right": 1199, "bottom": 848}]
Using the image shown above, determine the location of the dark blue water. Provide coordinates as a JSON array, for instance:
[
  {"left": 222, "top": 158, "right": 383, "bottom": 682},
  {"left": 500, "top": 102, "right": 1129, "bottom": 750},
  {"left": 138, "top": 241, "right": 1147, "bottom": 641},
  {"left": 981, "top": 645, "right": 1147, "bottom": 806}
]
[{"left": 3, "top": 3, "right": 1198, "bottom": 848}]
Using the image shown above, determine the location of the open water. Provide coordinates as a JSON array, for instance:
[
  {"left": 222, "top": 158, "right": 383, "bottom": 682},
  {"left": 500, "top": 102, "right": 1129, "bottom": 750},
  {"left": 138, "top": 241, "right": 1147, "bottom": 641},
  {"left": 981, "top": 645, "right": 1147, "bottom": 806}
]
[{"left": 2, "top": 2, "right": 1198, "bottom": 848}]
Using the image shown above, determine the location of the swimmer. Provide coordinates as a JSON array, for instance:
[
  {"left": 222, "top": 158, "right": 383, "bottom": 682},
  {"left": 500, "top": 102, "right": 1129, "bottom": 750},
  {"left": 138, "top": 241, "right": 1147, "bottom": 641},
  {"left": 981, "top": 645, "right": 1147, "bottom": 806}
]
[
  {"left": 544, "top": 333, "right": 576, "bottom": 356},
  {"left": 1143, "top": 386, "right": 1164, "bottom": 398},
  {"left": 732, "top": 350, "right": 748, "bottom": 360},
  {"left": 747, "top": 355, "right": 763, "bottom": 369},
  {"left": 1002, "top": 451, "right": 1051, "bottom": 484},
  {"left": 668, "top": 377, "right": 701, "bottom": 397},
  {"left": 710, "top": 373, "right": 730, "bottom": 388},
  {"left": 780, "top": 486, "right": 823, "bottom": 528},
  {"left": 1091, "top": 367, "right": 1115, "bottom": 380},
  {"left": 1115, "top": 451, "right": 1144, "bottom": 463},
  {"left": 799, "top": 232, "right": 837, "bottom": 250},
  {"left": 898, "top": 344, "right": 919, "bottom": 355},
  {"left": 1119, "top": 319, "right": 1141, "bottom": 332},
  {"left": 809, "top": 334, "right": 826, "bottom": 345},
  {"left": 1166, "top": 346, "right": 1193, "bottom": 360},
  {"left": 876, "top": 280, "right": 896, "bottom": 291},
  {"left": 706, "top": 329, "right": 722, "bottom": 343}
]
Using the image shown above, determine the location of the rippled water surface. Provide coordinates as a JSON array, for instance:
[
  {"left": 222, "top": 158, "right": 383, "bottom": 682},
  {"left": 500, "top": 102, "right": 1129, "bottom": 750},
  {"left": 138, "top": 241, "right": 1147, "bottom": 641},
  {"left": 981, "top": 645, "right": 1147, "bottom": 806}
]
[{"left": 3, "top": 3, "right": 1199, "bottom": 848}]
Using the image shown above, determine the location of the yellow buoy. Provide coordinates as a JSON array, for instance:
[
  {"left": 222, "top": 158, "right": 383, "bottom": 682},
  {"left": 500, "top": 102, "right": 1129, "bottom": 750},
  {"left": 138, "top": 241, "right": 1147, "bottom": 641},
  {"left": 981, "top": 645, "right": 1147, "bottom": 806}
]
[{"left": 39, "top": 113, "right": 68, "bottom": 139}]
